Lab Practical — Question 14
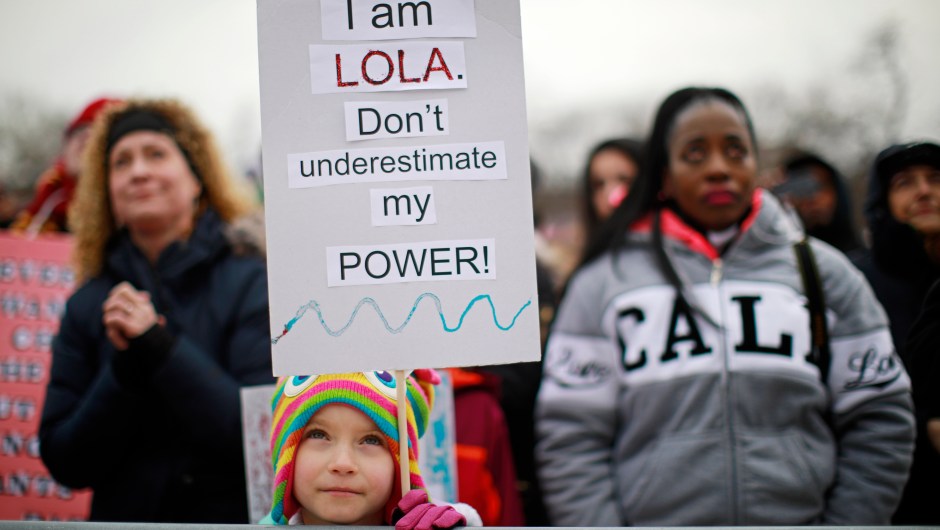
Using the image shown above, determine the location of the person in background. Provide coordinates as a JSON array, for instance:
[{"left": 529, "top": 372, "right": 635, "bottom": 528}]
[
  {"left": 771, "top": 151, "right": 863, "bottom": 258},
  {"left": 444, "top": 367, "right": 525, "bottom": 526},
  {"left": 854, "top": 141, "right": 940, "bottom": 525},
  {"left": 39, "top": 99, "right": 274, "bottom": 523},
  {"left": 580, "top": 138, "right": 643, "bottom": 253},
  {"left": 261, "top": 371, "right": 480, "bottom": 528},
  {"left": 855, "top": 141, "right": 940, "bottom": 366},
  {"left": 11, "top": 97, "right": 120, "bottom": 235},
  {"left": 901, "top": 279, "right": 940, "bottom": 526},
  {"left": 452, "top": 158, "right": 554, "bottom": 526},
  {"left": 536, "top": 86, "right": 914, "bottom": 526}
]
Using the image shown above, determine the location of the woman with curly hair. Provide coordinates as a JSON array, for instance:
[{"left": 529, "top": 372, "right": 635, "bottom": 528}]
[{"left": 39, "top": 99, "right": 274, "bottom": 523}]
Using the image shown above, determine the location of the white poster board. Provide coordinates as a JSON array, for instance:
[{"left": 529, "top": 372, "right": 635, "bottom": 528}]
[
  {"left": 241, "top": 384, "right": 276, "bottom": 524},
  {"left": 258, "top": 0, "right": 540, "bottom": 375}
]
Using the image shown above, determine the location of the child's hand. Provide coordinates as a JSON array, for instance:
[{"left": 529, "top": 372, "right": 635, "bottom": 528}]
[{"left": 394, "top": 490, "right": 466, "bottom": 530}]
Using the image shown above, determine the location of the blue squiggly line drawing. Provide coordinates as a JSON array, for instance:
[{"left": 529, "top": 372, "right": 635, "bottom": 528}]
[{"left": 272, "top": 293, "right": 531, "bottom": 344}]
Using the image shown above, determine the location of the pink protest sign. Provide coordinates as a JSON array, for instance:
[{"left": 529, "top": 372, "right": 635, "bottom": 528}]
[{"left": 0, "top": 232, "right": 91, "bottom": 521}]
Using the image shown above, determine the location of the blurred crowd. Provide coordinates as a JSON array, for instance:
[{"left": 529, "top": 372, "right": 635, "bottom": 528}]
[{"left": 3, "top": 85, "right": 939, "bottom": 527}]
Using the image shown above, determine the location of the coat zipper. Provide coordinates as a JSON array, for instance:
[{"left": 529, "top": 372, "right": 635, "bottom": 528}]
[
  {"left": 710, "top": 258, "right": 723, "bottom": 286},
  {"left": 712, "top": 257, "right": 739, "bottom": 523}
]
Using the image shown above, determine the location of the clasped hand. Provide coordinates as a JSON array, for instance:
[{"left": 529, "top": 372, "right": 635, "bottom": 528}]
[{"left": 101, "top": 281, "right": 164, "bottom": 350}]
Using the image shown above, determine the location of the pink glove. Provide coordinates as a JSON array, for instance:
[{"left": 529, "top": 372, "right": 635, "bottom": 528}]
[{"left": 394, "top": 489, "right": 466, "bottom": 530}]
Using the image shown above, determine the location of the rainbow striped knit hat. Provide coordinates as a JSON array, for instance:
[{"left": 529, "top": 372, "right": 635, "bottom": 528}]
[{"left": 266, "top": 370, "right": 439, "bottom": 525}]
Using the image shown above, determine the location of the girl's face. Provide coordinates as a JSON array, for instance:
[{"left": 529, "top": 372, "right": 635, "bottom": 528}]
[
  {"left": 662, "top": 100, "right": 757, "bottom": 231},
  {"left": 589, "top": 148, "right": 638, "bottom": 221},
  {"left": 888, "top": 164, "right": 940, "bottom": 236},
  {"left": 293, "top": 404, "right": 395, "bottom": 526},
  {"left": 108, "top": 130, "right": 201, "bottom": 235}
]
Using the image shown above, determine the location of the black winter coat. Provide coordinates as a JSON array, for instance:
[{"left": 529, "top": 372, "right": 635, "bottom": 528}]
[
  {"left": 854, "top": 143, "right": 940, "bottom": 365},
  {"left": 896, "top": 279, "right": 940, "bottom": 525},
  {"left": 39, "top": 210, "right": 274, "bottom": 523},
  {"left": 854, "top": 143, "right": 940, "bottom": 525}
]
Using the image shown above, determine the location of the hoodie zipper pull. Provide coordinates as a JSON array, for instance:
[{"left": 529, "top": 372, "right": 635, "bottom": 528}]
[{"left": 710, "top": 258, "right": 723, "bottom": 286}]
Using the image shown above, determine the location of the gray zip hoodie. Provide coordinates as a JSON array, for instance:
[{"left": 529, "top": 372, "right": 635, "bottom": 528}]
[{"left": 536, "top": 190, "right": 914, "bottom": 526}]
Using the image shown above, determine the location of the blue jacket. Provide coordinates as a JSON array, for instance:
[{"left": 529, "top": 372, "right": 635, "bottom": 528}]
[{"left": 39, "top": 210, "right": 274, "bottom": 523}]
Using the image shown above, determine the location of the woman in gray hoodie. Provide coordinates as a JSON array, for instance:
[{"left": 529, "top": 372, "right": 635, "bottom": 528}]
[{"left": 536, "top": 87, "right": 914, "bottom": 526}]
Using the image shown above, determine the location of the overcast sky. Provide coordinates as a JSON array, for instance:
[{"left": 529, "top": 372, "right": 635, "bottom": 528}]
[{"left": 2, "top": 0, "right": 938, "bottom": 176}]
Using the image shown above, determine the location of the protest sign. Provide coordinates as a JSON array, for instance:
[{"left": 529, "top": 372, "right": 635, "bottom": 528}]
[
  {"left": 258, "top": 0, "right": 539, "bottom": 375},
  {"left": 0, "top": 232, "right": 91, "bottom": 521}
]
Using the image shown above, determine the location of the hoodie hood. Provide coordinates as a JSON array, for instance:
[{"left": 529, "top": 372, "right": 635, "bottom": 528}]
[
  {"left": 631, "top": 189, "right": 800, "bottom": 261},
  {"left": 782, "top": 152, "right": 861, "bottom": 253},
  {"left": 864, "top": 142, "right": 940, "bottom": 276}
]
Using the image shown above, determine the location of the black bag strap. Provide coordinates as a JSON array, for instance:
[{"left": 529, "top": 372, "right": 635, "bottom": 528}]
[{"left": 794, "top": 238, "right": 831, "bottom": 384}]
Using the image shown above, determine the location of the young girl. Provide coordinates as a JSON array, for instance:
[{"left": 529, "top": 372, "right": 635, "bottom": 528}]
[
  {"left": 536, "top": 87, "right": 914, "bottom": 526},
  {"left": 261, "top": 370, "right": 480, "bottom": 527}
]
